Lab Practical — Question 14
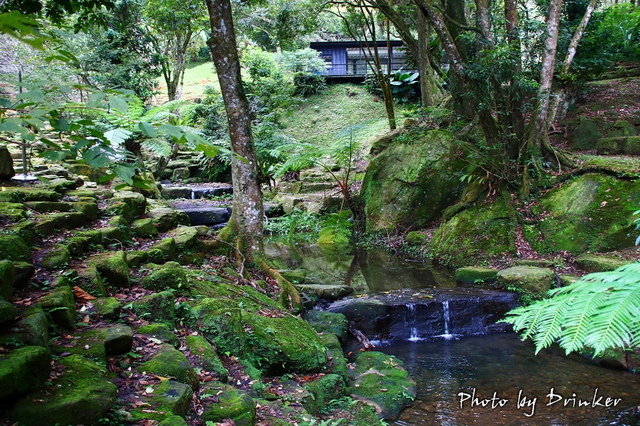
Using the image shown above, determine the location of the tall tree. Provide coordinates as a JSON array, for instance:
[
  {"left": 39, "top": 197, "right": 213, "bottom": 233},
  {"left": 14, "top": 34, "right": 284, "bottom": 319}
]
[
  {"left": 204, "top": 0, "right": 301, "bottom": 309},
  {"left": 144, "top": 0, "right": 207, "bottom": 100}
]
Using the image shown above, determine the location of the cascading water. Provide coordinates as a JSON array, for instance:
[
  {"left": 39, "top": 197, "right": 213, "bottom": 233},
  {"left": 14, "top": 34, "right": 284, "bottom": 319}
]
[
  {"left": 406, "top": 303, "right": 420, "bottom": 342},
  {"left": 438, "top": 300, "right": 455, "bottom": 340}
]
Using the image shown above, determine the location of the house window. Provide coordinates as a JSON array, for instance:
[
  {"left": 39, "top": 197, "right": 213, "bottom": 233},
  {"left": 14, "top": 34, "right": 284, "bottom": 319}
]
[{"left": 321, "top": 54, "right": 333, "bottom": 72}]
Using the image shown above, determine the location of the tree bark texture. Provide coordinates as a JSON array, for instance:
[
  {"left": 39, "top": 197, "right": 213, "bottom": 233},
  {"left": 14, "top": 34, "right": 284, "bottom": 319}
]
[{"left": 205, "top": 0, "right": 265, "bottom": 260}]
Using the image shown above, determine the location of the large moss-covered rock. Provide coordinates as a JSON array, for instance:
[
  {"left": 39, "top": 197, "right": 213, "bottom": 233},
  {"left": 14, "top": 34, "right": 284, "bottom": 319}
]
[
  {"left": 131, "top": 290, "right": 176, "bottom": 325},
  {"left": 430, "top": 197, "right": 517, "bottom": 267},
  {"left": 41, "top": 244, "right": 71, "bottom": 269},
  {"left": 455, "top": 266, "right": 499, "bottom": 284},
  {"left": 200, "top": 381, "right": 257, "bottom": 426},
  {"left": 35, "top": 211, "right": 87, "bottom": 236},
  {"left": 302, "top": 374, "right": 346, "bottom": 415},
  {"left": 38, "top": 285, "right": 76, "bottom": 329},
  {"left": 303, "top": 310, "right": 349, "bottom": 342},
  {"left": 184, "top": 334, "right": 228, "bottom": 382},
  {"left": 0, "top": 202, "right": 27, "bottom": 222},
  {"left": 0, "top": 234, "right": 30, "bottom": 262},
  {"left": 191, "top": 283, "right": 328, "bottom": 374},
  {"left": 88, "top": 250, "right": 131, "bottom": 292},
  {"left": 496, "top": 266, "right": 554, "bottom": 297},
  {"left": 130, "top": 379, "right": 193, "bottom": 421},
  {"left": 137, "top": 323, "right": 180, "bottom": 346},
  {"left": 0, "top": 299, "right": 17, "bottom": 325},
  {"left": 12, "top": 307, "right": 49, "bottom": 348},
  {"left": 0, "top": 259, "right": 16, "bottom": 300},
  {"left": 348, "top": 351, "right": 416, "bottom": 420},
  {"left": 528, "top": 174, "right": 640, "bottom": 253},
  {"left": 110, "top": 190, "right": 147, "bottom": 218},
  {"left": 0, "top": 346, "right": 51, "bottom": 400},
  {"left": 575, "top": 254, "right": 631, "bottom": 272},
  {"left": 0, "top": 187, "right": 59, "bottom": 203},
  {"left": 362, "top": 128, "right": 467, "bottom": 231},
  {"left": 140, "top": 261, "right": 189, "bottom": 292},
  {"left": 11, "top": 355, "right": 117, "bottom": 426},
  {"left": 132, "top": 218, "right": 159, "bottom": 238},
  {"left": 139, "top": 344, "right": 199, "bottom": 389},
  {"left": 147, "top": 207, "right": 190, "bottom": 232}
]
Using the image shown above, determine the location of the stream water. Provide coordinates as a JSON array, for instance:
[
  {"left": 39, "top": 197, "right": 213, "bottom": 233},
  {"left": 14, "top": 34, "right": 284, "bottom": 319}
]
[{"left": 264, "top": 241, "right": 640, "bottom": 425}]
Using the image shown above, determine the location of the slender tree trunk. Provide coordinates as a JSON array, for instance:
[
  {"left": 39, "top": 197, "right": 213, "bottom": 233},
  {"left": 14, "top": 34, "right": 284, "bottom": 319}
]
[
  {"left": 205, "top": 0, "right": 264, "bottom": 260},
  {"left": 416, "top": 10, "right": 441, "bottom": 106},
  {"left": 522, "top": 0, "right": 563, "bottom": 197},
  {"left": 550, "top": 0, "right": 598, "bottom": 123}
]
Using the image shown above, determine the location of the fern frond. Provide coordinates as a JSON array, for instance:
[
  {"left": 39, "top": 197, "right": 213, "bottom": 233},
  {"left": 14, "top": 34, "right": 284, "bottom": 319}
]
[
  {"left": 143, "top": 138, "right": 173, "bottom": 157},
  {"left": 503, "top": 261, "right": 640, "bottom": 356}
]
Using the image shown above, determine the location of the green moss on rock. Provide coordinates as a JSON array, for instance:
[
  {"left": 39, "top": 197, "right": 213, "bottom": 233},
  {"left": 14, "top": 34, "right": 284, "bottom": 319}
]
[
  {"left": 184, "top": 335, "right": 228, "bottom": 382},
  {"left": 140, "top": 262, "right": 189, "bottom": 292},
  {"left": 496, "top": 266, "right": 554, "bottom": 298},
  {"left": 362, "top": 128, "right": 467, "bottom": 231},
  {"left": 200, "top": 381, "right": 256, "bottom": 426},
  {"left": 0, "top": 235, "right": 30, "bottom": 262},
  {"left": 137, "top": 323, "right": 179, "bottom": 346},
  {"left": 0, "top": 259, "right": 16, "bottom": 300},
  {"left": 139, "top": 344, "right": 199, "bottom": 389},
  {"left": 132, "top": 218, "right": 159, "bottom": 238},
  {"left": 0, "top": 346, "right": 51, "bottom": 400},
  {"left": 348, "top": 351, "right": 416, "bottom": 420},
  {"left": 575, "top": 254, "right": 631, "bottom": 272},
  {"left": 530, "top": 174, "right": 640, "bottom": 253},
  {"left": 131, "top": 290, "right": 176, "bottom": 326},
  {"left": 302, "top": 374, "right": 346, "bottom": 415},
  {"left": 430, "top": 198, "right": 517, "bottom": 267},
  {"left": 0, "top": 187, "right": 59, "bottom": 203},
  {"left": 131, "top": 379, "right": 193, "bottom": 422},
  {"left": 10, "top": 354, "right": 117, "bottom": 426},
  {"left": 455, "top": 266, "right": 499, "bottom": 284},
  {"left": 303, "top": 310, "right": 349, "bottom": 342},
  {"left": 38, "top": 285, "right": 75, "bottom": 329},
  {"left": 41, "top": 244, "right": 71, "bottom": 269}
]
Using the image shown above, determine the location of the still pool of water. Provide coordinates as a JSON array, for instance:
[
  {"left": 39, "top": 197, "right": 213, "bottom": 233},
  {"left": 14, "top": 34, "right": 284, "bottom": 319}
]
[{"left": 380, "top": 334, "right": 640, "bottom": 426}]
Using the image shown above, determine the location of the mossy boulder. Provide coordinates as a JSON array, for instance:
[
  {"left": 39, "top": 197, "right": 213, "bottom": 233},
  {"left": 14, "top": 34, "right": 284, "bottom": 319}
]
[
  {"left": 0, "top": 202, "right": 27, "bottom": 222},
  {"left": 362, "top": 128, "right": 467, "bottom": 231},
  {"left": 191, "top": 284, "right": 327, "bottom": 374},
  {"left": 455, "top": 266, "right": 499, "bottom": 284},
  {"left": 35, "top": 211, "right": 87, "bottom": 236},
  {"left": 184, "top": 334, "right": 228, "bottom": 382},
  {"left": 131, "top": 290, "right": 176, "bottom": 325},
  {"left": 99, "top": 225, "right": 129, "bottom": 244},
  {"left": 0, "top": 260, "right": 16, "bottom": 300},
  {"left": 10, "top": 354, "right": 117, "bottom": 426},
  {"left": 71, "top": 201, "right": 100, "bottom": 221},
  {"left": 528, "top": 174, "right": 640, "bottom": 253},
  {"left": 147, "top": 207, "right": 190, "bottom": 232},
  {"left": 0, "top": 299, "right": 17, "bottom": 325},
  {"left": 12, "top": 307, "right": 49, "bottom": 348},
  {"left": 430, "top": 197, "right": 517, "bottom": 267},
  {"left": 295, "top": 284, "right": 353, "bottom": 301},
  {"left": 92, "top": 296, "right": 122, "bottom": 320},
  {"left": 0, "top": 234, "right": 30, "bottom": 262},
  {"left": 38, "top": 285, "right": 76, "bottom": 329},
  {"left": 88, "top": 250, "right": 130, "bottom": 292},
  {"left": 348, "top": 351, "right": 417, "bottom": 420},
  {"left": 169, "top": 226, "right": 204, "bottom": 250},
  {"left": 137, "top": 323, "right": 179, "bottom": 347},
  {"left": 0, "top": 346, "right": 51, "bottom": 400},
  {"left": 41, "top": 244, "right": 71, "bottom": 269},
  {"left": 140, "top": 262, "right": 189, "bottom": 292},
  {"left": 158, "top": 415, "right": 189, "bottom": 426},
  {"left": 575, "top": 254, "right": 631, "bottom": 272},
  {"left": 111, "top": 190, "right": 147, "bottom": 218},
  {"left": 139, "top": 344, "right": 199, "bottom": 389},
  {"left": 570, "top": 117, "right": 602, "bottom": 150},
  {"left": 24, "top": 201, "right": 72, "bottom": 212},
  {"left": 303, "top": 310, "right": 349, "bottom": 342},
  {"left": 130, "top": 379, "right": 193, "bottom": 422},
  {"left": 0, "top": 187, "right": 59, "bottom": 203},
  {"left": 146, "top": 237, "right": 177, "bottom": 263},
  {"left": 302, "top": 374, "right": 346, "bottom": 415},
  {"left": 200, "top": 381, "right": 257, "bottom": 426},
  {"left": 496, "top": 266, "right": 554, "bottom": 297},
  {"left": 317, "top": 332, "right": 349, "bottom": 382},
  {"left": 56, "top": 324, "right": 133, "bottom": 362},
  {"left": 132, "top": 218, "right": 159, "bottom": 238}
]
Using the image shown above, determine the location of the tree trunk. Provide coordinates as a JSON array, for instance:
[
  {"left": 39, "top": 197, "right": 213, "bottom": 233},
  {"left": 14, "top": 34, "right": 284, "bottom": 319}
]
[
  {"left": 416, "top": 10, "right": 442, "bottom": 106},
  {"left": 523, "top": 0, "right": 564, "bottom": 197},
  {"left": 205, "top": 0, "right": 264, "bottom": 261}
]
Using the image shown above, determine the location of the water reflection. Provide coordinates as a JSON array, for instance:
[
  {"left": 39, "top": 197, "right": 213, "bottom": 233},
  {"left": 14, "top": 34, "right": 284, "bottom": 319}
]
[
  {"left": 381, "top": 334, "right": 640, "bottom": 426},
  {"left": 264, "top": 240, "right": 455, "bottom": 294}
]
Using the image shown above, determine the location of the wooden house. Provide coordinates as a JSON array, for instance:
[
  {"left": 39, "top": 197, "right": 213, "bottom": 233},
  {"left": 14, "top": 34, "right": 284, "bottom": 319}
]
[{"left": 309, "top": 40, "right": 410, "bottom": 82}]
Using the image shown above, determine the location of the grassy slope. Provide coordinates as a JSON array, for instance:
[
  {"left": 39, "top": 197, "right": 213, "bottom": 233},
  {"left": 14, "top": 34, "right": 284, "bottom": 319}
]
[
  {"left": 281, "top": 84, "right": 396, "bottom": 151},
  {"left": 155, "top": 62, "right": 396, "bottom": 151}
]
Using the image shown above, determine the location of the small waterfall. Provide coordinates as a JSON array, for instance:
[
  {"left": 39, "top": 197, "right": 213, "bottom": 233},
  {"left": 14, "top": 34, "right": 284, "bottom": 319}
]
[
  {"left": 190, "top": 189, "right": 196, "bottom": 199},
  {"left": 439, "top": 300, "right": 455, "bottom": 340},
  {"left": 406, "top": 304, "right": 421, "bottom": 342}
]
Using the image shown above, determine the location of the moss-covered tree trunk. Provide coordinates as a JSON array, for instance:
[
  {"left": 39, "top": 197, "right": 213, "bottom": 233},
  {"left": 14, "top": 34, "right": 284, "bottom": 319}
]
[{"left": 204, "top": 0, "right": 301, "bottom": 311}]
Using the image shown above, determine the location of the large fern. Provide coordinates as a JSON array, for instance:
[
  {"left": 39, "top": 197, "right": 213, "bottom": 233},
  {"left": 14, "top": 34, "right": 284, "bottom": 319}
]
[{"left": 502, "top": 261, "right": 640, "bottom": 356}]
